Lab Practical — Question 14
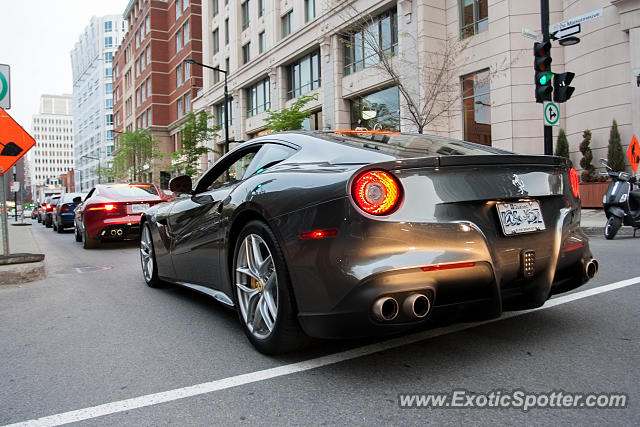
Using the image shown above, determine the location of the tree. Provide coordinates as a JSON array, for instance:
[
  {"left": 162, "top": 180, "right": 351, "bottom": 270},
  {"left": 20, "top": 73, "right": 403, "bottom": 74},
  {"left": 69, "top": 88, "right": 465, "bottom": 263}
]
[
  {"left": 554, "top": 128, "right": 570, "bottom": 159},
  {"left": 336, "top": 3, "right": 507, "bottom": 134},
  {"left": 264, "top": 93, "right": 318, "bottom": 132},
  {"left": 579, "top": 129, "right": 597, "bottom": 182},
  {"left": 171, "top": 111, "right": 219, "bottom": 178},
  {"left": 112, "top": 129, "right": 162, "bottom": 182},
  {"left": 607, "top": 119, "right": 625, "bottom": 172}
]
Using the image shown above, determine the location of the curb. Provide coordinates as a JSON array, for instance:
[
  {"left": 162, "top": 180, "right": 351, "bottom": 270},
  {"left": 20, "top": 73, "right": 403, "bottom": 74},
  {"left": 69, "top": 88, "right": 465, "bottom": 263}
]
[
  {"left": 0, "top": 260, "right": 46, "bottom": 285},
  {"left": 582, "top": 227, "right": 637, "bottom": 238}
]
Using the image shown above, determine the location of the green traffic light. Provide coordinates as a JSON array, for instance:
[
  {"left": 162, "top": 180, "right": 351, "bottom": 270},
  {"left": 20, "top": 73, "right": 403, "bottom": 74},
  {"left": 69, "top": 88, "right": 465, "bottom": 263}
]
[{"left": 539, "top": 71, "right": 552, "bottom": 85}]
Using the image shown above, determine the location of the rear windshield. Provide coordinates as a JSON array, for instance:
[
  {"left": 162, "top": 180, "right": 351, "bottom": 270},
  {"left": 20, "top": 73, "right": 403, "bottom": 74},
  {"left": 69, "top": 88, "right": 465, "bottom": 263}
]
[
  {"left": 324, "top": 132, "right": 511, "bottom": 158},
  {"left": 106, "top": 184, "right": 158, "bottom": 198},
  {"left": 61, "top": 193, "right": 84, "bottom": 203}
]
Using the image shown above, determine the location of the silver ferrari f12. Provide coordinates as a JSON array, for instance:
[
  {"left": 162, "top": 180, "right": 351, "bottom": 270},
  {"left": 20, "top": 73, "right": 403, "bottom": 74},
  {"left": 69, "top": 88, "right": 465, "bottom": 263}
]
[{"left": 140, "top": 131, "right": 596, "bottom": 354}]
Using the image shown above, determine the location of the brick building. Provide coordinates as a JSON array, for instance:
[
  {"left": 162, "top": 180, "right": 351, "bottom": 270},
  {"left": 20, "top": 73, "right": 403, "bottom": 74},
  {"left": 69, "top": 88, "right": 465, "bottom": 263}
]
[{"left": 113, "top": 0, "right": 203, "bottom": 187}]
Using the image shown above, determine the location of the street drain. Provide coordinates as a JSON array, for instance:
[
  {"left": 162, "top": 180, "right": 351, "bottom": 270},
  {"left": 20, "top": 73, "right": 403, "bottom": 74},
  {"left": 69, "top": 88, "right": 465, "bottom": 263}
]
[{"left": 74, "top": 266, "right": 113, "bottom": 274}]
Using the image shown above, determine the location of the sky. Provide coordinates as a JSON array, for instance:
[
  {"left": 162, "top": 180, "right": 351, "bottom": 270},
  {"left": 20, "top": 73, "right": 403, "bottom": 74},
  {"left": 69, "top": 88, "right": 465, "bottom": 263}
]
[{"left": 0, "top": 0, "right": 130, "bottom": 129}]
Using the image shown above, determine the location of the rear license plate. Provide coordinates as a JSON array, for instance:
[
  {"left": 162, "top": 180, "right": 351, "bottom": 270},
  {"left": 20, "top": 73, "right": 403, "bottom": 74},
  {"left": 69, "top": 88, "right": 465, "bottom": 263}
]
[
  {"left": 496, "top": 200, "right": 545, "bottom": 235},
  {"left": 131, "top": 203, "right": 149, "bottom": 213}
]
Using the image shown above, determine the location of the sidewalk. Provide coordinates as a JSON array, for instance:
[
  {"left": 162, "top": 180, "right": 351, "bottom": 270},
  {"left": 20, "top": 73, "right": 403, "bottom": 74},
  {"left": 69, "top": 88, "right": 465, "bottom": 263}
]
[{"left": 0, "top": 221, "right": 45, "bottom": 285}]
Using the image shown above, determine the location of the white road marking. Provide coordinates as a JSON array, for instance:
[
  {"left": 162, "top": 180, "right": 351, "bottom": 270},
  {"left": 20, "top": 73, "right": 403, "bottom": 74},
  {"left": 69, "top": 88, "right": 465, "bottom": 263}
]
[{"left": 6, "top": 277, "right": 640, "bottom": 427}]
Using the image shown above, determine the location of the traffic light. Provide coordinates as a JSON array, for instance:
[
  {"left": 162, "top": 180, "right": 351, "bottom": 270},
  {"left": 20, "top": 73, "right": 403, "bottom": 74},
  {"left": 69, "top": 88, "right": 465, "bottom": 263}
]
[
  {"left": 553, "top": 72, "right": 575, "bottom": 102},
  {"left": 534, "top": 41, "right": 553, "bottom": 103}
]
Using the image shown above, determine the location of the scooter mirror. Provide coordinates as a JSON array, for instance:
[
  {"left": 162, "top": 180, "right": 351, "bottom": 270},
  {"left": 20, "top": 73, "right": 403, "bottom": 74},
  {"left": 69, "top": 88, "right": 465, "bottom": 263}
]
[{"left": 599, "top": 158, "right": 608, "bottom": 165}]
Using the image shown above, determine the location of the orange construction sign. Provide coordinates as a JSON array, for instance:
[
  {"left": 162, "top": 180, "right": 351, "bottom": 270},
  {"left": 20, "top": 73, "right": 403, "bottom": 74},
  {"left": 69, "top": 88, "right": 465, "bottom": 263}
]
[
  {"left": 0, "top": 107, "right": 35, "bottom": 175},
  {"left": 628, "top": 136, "right": 640, "bottom": 174}
]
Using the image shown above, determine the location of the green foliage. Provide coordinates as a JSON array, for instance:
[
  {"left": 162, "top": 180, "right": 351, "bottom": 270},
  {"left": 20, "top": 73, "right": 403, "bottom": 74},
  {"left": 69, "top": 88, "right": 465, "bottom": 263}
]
[
  {"left": 264, "top": 93, "right": 318, "bottom": 132},
  {"left": 579, "top": 129, "right": 597, "bottom": 182},
  {"left": 607, "top": 119, "right": 626, "bottom": 172},
  {"left": 90, "top": 165, "right": 117, "bottom": 183},
  {"left": 112, "top": 129, "right": 162, "bottom": 181},
  {"left": 554, "top": 128, "right": 570, "bottom": 159},
  {"left": 171, "top": 111, "right": 219, "bottom": 178}
]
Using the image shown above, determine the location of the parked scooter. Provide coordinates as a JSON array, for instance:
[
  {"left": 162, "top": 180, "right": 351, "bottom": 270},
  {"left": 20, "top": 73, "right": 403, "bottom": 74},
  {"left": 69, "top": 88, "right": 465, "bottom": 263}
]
[{"left": 600, "top": 158, "right": 640, "bottom": 239}]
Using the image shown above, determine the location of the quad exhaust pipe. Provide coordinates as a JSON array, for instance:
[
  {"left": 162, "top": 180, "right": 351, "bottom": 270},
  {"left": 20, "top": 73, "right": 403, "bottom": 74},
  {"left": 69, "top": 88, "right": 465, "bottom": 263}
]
[
  {"left": 372, "top": 297, "right": 399, "bottom": 321},
  {"left": 372, "top": 293, "right": 432, "bottom": 322},
  {"left": 109, "top": 229, "right": 124, "bottom": 236},
  {"left": 584, "top": 259, "right": 598, "bottom": 280}
]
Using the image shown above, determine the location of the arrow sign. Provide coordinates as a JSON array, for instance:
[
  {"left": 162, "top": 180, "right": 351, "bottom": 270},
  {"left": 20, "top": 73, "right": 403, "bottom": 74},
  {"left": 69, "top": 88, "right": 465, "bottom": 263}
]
[
  {"left": 543, "top": 102, "right": 559, "bottom": 126},
  {"left": 551, "top": 23, "right": 581, "bottom": 40}
]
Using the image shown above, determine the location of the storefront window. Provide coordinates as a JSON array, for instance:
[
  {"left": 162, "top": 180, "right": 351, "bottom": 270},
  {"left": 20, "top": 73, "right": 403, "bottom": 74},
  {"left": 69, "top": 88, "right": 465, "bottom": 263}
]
[{"left": 350, "top": 86, "right": 400, "bottom": 131}]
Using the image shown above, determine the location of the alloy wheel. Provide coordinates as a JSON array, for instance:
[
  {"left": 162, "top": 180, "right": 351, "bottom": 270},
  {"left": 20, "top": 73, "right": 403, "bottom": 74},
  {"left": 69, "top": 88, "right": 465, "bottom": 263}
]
[
  {"left": 140, "top": 225, "right": 154, "bottom": 283},
  {"left": 235, "top": 233, "right": 278, "bottom": 340}
]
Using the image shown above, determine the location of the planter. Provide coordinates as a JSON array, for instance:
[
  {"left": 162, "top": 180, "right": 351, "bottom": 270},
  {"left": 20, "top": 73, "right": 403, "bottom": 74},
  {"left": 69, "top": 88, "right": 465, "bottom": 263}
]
[{"left": 580, "top": 181, "right": 609, "bottom": 208}]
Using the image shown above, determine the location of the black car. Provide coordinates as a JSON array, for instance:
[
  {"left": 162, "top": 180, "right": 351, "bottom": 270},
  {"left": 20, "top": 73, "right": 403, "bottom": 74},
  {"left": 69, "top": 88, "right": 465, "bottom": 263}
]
[
  {"left": 139, "top": 131, "right": 596, "bottom": 354},
  {"left": 52, "top": 192, "right": 86, "bottom": 233}
]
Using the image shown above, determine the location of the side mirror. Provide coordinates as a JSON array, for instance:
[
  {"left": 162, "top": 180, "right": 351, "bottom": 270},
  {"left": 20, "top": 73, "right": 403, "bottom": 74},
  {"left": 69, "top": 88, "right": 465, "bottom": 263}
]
[
  {"left": 169, "top": 175, "right": 193, "bottom": 194},
  {"left": 72, "top": 196, "right": 82, "bottom": 203},
  {"left": 599, "top": 158, "right": 613, "bottom": 171}
]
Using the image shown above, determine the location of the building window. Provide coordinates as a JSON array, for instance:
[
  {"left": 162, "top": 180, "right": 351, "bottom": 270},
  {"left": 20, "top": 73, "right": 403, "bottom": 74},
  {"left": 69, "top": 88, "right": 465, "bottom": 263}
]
[
  {"left": 105, "top": 68, "right": 112, "bottom": 77},
  {"left": 105, "top": 83, "right": 113, "bottom": 95},
  {"left": 146, "top": 14, "right": 150, "bottom": 34},
  {"left": 258, "top": 0, "right": 264, "bottom": 17},
  {"left": 105, "top": 21, "right": 112, "bottom": 32},
  {"left": 225, "top": 18, "right": 229, "bottom": 44},
  {"left": 213, "top": 66, "right": 220, "bottom": 83},
  {"left": 184, "top": 92, "right": 191, "bottom": 113},
  {"left": 106, "top": 98, "right": 114, "bottom": 109},
  {"left": 350, "top": 86, "right": 400, "bottom": 131},
  {"left": 241, "top": 1, "right": 250, "bottom": 30},
  {"left": 305, "top": 0, "right": 315, "bottom": 22},
  {"left": 183, "top": 20, "right": 190, "bottom": 45},
  {"left": 460, "top": 0, "right": 488, "bottom": 38},
  {"left": 461, "top": 69, "right": 491, "bottom": 145},
  {"left": 343, "top": 8, "right": 397, "bottom": 76},
  {"left": 183, "top": 0, "right": 189, "bottom": 11},
  {"left": 146, "top": 78, "right": 151, "bottom": 98},
  {"left": 147, "top": 108, "right": 152, "bottom": 126},
  {"left": 242, "top": 42, "right": 251, "bottom": 64},
  {"left": 176, "top": 29, "right": 183, "bottom": 51},
  {"left": 104, "top": 36, "right": 113, "bottom": 48},
  {"left": 212, "top": 0, "right": 219, "bottom": 16},
  {"left": 302, "top": 110, "right": 323, "bottom": 130},
  {"left": 225, "top": 57, "right": 230, "bottom": 74},
  {"left": 213, "top": 28, "right": 220, "bottom": 53},
  {"left": 176, "top": 64, "right": 183, "bottom": 86},
  {"left": 246, "top": 77, "right": 270, "bottom": 117},
  {"left": 146, "top": 45, "right": 150, "bottom": 66},
  {"left": 286, "top": 49, "right": 321, "bottom": 99},
  {"left": 215, "top": 97, "right": 234, "bottom": 126},
  {"left": 176, "top": 0, "right": 183, "bottom": 19},
  {"left": 184, "top": 62, "right": 190, "bottom": 80},
  {"left": 258, "top": 31, "right": 266, "bottom": 54},
  {"left": 106, "top": 114, "right": 113, "bottom": 126},
  {"left": 177, "top": 98, "right": 184, "bottom": 119},
  {"left": 104, "top": 52, "right": 113, "bottom": 63},
  {"left": 281, "top": 10, "right": 293, "bottom": 38}
]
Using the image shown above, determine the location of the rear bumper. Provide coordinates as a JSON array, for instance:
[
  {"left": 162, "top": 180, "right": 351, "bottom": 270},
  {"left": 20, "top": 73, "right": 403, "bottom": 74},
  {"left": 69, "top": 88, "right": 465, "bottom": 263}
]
[
  {"left": 279, "top": 197, "right": 594, "bottom": 339},
  {"left": 88, "top": 215, "right": 142, "bottom": 241}
]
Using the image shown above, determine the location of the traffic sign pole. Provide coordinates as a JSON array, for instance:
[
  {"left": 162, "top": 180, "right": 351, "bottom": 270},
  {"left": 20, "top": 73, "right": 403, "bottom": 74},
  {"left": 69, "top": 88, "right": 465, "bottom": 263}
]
[
  {"left": 1, "top": 173, "right": 9, "bottom": 256},
  {"left": 540, "top": 0, "right": 553, "bottom": 155}
]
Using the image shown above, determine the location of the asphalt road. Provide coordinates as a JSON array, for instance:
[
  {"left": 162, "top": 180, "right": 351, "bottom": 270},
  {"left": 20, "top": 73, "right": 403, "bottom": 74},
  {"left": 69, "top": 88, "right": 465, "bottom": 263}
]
[{"left": 1, "top": 220, "right": 638, "bottom": 426}]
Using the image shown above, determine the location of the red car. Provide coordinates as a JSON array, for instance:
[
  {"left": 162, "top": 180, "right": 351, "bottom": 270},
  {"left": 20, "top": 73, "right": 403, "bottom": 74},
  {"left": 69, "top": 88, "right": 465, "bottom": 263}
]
[{"left": 74, "top": 183, "right": 172, "bottom": 249}]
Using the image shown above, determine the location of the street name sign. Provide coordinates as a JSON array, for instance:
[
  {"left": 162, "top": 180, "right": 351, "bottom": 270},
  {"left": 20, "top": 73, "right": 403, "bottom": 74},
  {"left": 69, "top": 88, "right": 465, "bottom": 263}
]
[
  {"left": 0, "top": 64, "right": 10, "bottom": 109},
  {"left": 549, "top": 8, "right": 603, "bottom": 33},
  {"left": 627, "top": 136, "right": 639, "bottom": 174},
  {"left": 521, "top": 27, "right": 540, "bottom": 41},
  {"left": 543, "top": 102, "right": 560, "bottom": 126},
  {"left": 0, "top": 108, "right": 36, "bottom": 174}
]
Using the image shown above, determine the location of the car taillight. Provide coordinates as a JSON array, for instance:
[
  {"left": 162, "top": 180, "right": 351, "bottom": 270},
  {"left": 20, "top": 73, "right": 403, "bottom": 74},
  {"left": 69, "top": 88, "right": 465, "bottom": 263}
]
[
  {"left": 60, "top": 205, "right": 69, "bottom": 213},
  {"left": 45, "top": 204, "right": 51, "bottom": 210},
  {"left": 352, "top": 170, "right": 401, "bottom": 215},
  {"left": 569, "top": 168, "right": 580, "bottom": 198},
  {"left": 88, "top": 203, "right": 118, "bottom": 211}
]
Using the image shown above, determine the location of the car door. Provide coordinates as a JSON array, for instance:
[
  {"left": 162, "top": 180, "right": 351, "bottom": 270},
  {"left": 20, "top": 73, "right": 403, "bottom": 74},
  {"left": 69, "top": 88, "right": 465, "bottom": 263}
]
[{"left": 167, "top": 144, "right": 264, "bottom": 287}]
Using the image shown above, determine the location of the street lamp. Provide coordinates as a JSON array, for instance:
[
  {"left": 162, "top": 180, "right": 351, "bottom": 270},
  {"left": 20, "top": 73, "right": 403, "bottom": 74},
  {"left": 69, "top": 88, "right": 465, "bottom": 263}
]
[
  {"left": 184, "top": 58, "right": 229, "bottom": 154},
  {"left": 81, "top": 154, "right": 101, "bottom": 185}
]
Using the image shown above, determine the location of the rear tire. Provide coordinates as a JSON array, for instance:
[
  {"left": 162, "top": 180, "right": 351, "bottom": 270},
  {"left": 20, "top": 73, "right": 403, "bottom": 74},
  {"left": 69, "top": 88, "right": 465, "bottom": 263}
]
[
  {"left": 232, "top": 220, "right": 306, "bottom": 354},
  {"left": 52, "top": 221, "right": 58, "bottom": 232},
  {"left": 56, "top": 222, "right": 64, "bottom": 233},
  {"left": 74, "top": 222, "right": 82, "bottom": 242},
  {"left": 82, "top": 224, "right": 99, "bottom": 249},
  {"left": 604, "top": 216, "right": 621, "bottom": 240}
]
